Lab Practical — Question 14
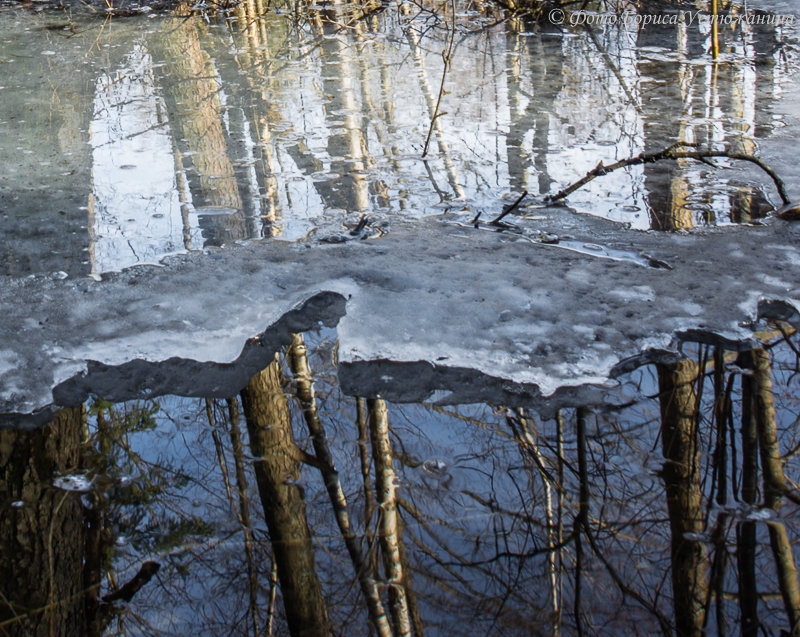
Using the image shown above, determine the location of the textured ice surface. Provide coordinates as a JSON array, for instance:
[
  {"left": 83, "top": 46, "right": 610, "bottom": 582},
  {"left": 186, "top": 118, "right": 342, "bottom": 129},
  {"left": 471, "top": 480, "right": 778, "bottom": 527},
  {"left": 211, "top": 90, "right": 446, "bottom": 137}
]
[
  {"left": 52, "top": 474, "right": 93, "bottom": 492},
  {"left": 2, "top": 211, "right": 800, "bottom": 424}
]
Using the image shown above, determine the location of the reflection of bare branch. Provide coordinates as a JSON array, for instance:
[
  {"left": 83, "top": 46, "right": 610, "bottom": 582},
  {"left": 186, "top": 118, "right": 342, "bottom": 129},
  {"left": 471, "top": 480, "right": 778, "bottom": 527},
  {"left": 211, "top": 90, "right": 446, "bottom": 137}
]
[
  {"left": 356, "top": 397, "right": 379, "bottom": 573},
  {"left": 267, "top": 559, "right": 278, "bottom": 637},
  {"left": 773, "top": 322, "right": 800, "bottom": 361},
  {"left": 460, "top": 489, "right": 544, "bottom": 529},
  {"left": 704, "top": 511, "right": 732, "bottom": 635},
  {"left": 227, "top": 398, "right": 261, "bottom": 637},
  {"left": 573, "top": 407, "right": 589, "bottom": 637},
  {"left": 440, "top": 536, "right": 577, "bottom": 567},
  {"left": 749, "top": 349, "right": 800, "bottom": 507},
  {"left": 710, "top": 350, "right": 728, "bottom": 507},
  {"left": 582, "top": 529, "right": 673, "bottom": 635},
  {"left": 399, "top": 498, "right": 513, "bottom": 594},
  {"left": 403, "top": 4, "right": 464, "bottom": 199},
  {"left": 208, "top": 402, "right": 264, "bottom": 632},
  {"left": 744, "top": 348, "right": 800, "bottom": 630},
  {"left": 101, "top": 562, "right": 160, "bottom": 603},
  {"left": 402, "top": 524, "right": 484, "bottom": 599},
  {"left": 737, "top": 371, "right": 760, "bottom": 636}
]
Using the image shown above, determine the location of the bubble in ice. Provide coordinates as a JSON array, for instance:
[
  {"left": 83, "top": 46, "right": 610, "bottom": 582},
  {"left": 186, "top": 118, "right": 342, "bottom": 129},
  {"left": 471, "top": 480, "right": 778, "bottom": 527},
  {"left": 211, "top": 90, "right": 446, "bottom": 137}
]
[
  {"left": 53, "top": 474, "right": 93, "bottom": 492},
  {"left": 423, "top": 459, "right": 449, "bottom": 476}
]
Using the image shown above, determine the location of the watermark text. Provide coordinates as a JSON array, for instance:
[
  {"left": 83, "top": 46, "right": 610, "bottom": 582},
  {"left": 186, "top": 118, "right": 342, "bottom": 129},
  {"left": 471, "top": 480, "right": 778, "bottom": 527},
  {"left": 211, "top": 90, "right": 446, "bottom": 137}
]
[{"left": 548, "top": 9, "right": 796, "bottom": 29}]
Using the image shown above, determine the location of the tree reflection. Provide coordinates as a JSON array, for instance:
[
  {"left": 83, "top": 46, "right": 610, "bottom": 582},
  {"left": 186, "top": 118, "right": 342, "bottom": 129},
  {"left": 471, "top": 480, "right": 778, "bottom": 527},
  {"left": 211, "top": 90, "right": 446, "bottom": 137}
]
[
  {"left": 0, "top": 407, "right": 89, "bottom": 636},
  {"left": 2, "top": 0, "right": 795, "bottom": 279},
  {"left": 240, "top": 354, "right": 332, "bottom": 635},
  {"left": 3, "top": 327, "right": 800, "bottom": 634},
  {"left": 656, "top": 358, "right": 707, "bottom": 636}
]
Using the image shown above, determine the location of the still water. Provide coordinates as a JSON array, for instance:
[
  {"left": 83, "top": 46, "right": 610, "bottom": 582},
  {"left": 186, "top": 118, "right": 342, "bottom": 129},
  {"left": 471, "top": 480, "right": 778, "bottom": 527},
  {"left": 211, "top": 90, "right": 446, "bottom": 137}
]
[
  {"left": 0, "top": 0, "right": 797, "bottom": 276},
  {"left": 2, "top": 327, "right": 800, "bottom": 635}
]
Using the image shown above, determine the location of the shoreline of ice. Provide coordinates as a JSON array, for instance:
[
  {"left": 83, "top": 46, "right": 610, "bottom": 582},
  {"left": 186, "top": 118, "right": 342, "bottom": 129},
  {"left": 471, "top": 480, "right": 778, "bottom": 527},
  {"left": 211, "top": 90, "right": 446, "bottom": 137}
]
[{"left": 2, "top": 214, "right": 799, "bottom": 427}]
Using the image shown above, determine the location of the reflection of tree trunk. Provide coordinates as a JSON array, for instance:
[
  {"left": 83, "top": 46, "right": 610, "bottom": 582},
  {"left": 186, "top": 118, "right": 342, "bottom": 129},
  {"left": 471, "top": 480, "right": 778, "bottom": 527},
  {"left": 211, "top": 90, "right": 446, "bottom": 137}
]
[
  {"left": 737, "top": 351, "right": 759, "bottom": 636},
  {"left": 527, "top": 33, "right": 560, "bottom": 197},
  {"left": 554, "top": 409, "right": 565, "bottom": 634},
  {"left": 356, "top": 396, "right": 378, "bottom": 574},
  {"left": 395, "top": 519, "right": 424, "bottom": 637},
  {"left": 288, "top": 334, "right": 392, "bottom": 637},
  {"left": 712, "top": 349, "right": 728, "bottom": 505},
  {"left": 226, "top": 397, "right": 261, "bottom": 637},
  {"left": 158, "top": 18, "right": 244, "bottom": 246},
  {"left": 656, "top": 359, "right": 707, "bottom": 637},
  {"left": 708, "top": 350, "right": 729, "bottom": 634},
  {"left": 310, "top": 9, "right": 371, "bottom": 213},
  {"left": 161, "top": 19, "right": 241, "bottom": 208},
  {"left": 240, "top": 357, "right": 331, "bottom": 637},
  {"left": 639, "top": 21, "right": 690, "bottom": 230},
  {"left": 744, "top": 348, "right": 800, "bottom": 634},
  {"left": 573, "top": 406, "right": 590, "bottom": 637},
  {"left": 0, "top": 407, "right": 87, "bottom": 636},
  {"left": 368, "top": 398, "right": 412, "bottom": 636},
  {"left": 504, "top": 25, "right": 529, "bottom": 194},
  {"left": 85, "top": 407, "right": 117, "bottom": 637},
  {"left": 215, "top": 2, "right": 285, "bottom": 237},
  {"left": 750, "top": 348, "right": 787, "bottom": 506},
  {"left": 767, "top": 519, "right": 800, "bottom": 637},
  {"left": 353, "top": 22, "right": 394, "bottom": 210},
  {"left": 508, "top": 407, "right": 559, "bottom": 629}
]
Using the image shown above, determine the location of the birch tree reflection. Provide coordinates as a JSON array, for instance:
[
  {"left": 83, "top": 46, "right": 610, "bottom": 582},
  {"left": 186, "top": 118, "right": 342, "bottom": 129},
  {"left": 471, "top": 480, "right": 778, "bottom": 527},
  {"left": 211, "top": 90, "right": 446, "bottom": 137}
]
[{"left": 3, "top": 328, "right": 800, "bottom": 635}]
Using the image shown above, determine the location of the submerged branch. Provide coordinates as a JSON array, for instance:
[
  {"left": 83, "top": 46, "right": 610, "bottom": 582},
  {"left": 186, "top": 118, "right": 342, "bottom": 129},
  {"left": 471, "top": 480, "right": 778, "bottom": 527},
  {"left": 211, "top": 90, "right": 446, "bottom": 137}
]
[{"left": 545, "top": 141, "right": 790, "bottom": 206}]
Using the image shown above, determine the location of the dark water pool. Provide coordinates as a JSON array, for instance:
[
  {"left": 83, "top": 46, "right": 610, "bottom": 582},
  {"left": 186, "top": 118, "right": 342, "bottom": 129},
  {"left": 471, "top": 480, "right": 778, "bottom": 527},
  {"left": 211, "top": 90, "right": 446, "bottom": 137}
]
[{"left": 3, "top": 326, "right": 800, "bottom": 635}]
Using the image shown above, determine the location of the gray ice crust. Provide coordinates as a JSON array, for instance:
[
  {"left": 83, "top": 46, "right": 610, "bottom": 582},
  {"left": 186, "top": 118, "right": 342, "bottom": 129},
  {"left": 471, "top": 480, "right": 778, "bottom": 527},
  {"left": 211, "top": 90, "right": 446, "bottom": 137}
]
[{"left": 2, "top": 214, "right": 800, "bottom": 425}]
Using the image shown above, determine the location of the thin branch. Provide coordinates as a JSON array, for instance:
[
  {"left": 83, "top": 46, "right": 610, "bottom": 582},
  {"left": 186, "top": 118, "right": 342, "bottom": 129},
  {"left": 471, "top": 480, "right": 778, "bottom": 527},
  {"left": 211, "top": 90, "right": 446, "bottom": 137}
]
[
  {"left": 421, "top": 0, "right": 456, "bottom": 157},
  {"left": 773, "top": 322, "right": 800, "bottom": 360},
  {"left": 545, "top": 142, "right": 790, "bottom": 206},
  {"left": 489, "top": 190, "right": 528, "bottom": 226}
]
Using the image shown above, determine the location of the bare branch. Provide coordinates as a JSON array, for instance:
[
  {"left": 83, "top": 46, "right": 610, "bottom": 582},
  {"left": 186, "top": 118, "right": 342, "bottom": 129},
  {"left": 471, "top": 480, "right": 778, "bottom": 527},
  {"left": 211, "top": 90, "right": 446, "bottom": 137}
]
[{"left": 545, "top": 141, "right": 790, "bottom": 206}]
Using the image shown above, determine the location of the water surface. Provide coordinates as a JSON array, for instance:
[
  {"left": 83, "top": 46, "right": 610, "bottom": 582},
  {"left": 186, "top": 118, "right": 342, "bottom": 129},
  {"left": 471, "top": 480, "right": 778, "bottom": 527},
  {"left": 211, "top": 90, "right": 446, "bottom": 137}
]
[
  {"left": 0, "top": 0, "right": 798, "bottom": 276},
  {"left": 3, "top": 327, "right": 800, "bottom": 635}
]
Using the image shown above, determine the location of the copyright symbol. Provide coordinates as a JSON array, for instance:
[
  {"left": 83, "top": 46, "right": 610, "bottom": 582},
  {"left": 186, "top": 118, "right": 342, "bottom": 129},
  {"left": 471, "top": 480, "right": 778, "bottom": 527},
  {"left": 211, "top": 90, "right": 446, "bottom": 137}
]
[{"left": 549, "top": 8, "right": 565, "bottom": 24}]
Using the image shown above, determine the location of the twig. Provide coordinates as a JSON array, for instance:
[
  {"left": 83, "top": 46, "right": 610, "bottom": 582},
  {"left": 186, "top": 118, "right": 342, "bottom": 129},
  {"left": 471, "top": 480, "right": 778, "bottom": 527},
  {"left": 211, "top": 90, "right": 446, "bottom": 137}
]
[
  {"left": 421, "top": 0, "right": 457, "bottom": 157},
  {"left": 772, "top": 322, "right": 800, "bottom": 360},
  {"left": 490, "top": 190, "right": 528, "bottom": 226},
  {"left": 545, "top": 141, "right": 790, "bottom": 206},
  {"left": 350, "top": 214, "right": 369, "bottom": 236}
]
